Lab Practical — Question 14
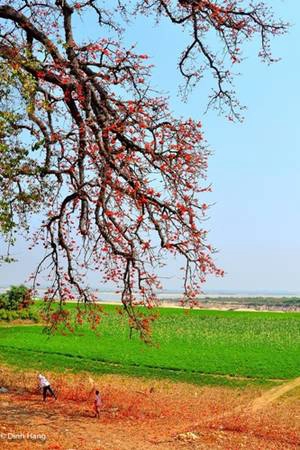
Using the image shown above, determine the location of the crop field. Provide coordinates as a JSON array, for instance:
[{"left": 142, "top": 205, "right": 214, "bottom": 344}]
[{"left": 0, "top": 306, "right": 299, "bottom": 385}]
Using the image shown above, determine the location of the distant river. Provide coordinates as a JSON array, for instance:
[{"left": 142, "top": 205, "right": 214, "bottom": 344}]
[{"left": 0, "top": 287, "right": 299, "bottom": 302}]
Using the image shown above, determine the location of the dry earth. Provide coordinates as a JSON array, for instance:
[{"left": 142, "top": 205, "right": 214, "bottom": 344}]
[{"left": 0, "top": 367, "right": 299, "bottom": 450}]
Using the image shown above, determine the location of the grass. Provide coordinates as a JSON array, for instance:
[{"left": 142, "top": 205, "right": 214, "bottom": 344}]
[{"left": 0, "top": 305, "right": 299, "bottom": 386}]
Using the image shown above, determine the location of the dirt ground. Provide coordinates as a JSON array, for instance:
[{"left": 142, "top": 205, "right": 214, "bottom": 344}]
[{"left": 0, "top": 367, "right": 299, "bottom": 450}]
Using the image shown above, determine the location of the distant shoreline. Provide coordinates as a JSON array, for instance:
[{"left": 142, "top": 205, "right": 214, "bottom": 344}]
[
  {"left": 1, "top": 286, "right": 299, "bottom": 311},
  {"left": 96, "top": 297, "right": 300, "bottom": 312},
  {"left": 1, "top": 286, "right": 300, "bottom": 298}
]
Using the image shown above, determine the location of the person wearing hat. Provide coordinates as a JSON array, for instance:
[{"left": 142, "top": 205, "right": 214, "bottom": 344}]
[{"left": 37, "top": 373, "right": 57, "bottom": 401}]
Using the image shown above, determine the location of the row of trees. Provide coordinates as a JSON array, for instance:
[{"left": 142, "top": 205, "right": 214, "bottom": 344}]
[{"left": 0, "top": 1, "right": 287, "bottom": 337}]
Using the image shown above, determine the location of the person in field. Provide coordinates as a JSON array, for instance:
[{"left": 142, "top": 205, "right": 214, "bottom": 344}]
[
  {"left": 94, "top": 389, "right": 101, "bottom": 418},
  {"left": 38, "top": 373, "right": 57, "bottom": 401}
]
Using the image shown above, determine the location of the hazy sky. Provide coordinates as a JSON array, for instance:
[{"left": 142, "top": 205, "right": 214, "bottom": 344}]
[{"left": 1, "top": 1, "right": 299, "bottom": 293}]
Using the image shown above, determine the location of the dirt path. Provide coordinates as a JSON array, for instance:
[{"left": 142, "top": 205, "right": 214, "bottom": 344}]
[{"left": 251, "top": 376, "right": 300, "bottom": 412}]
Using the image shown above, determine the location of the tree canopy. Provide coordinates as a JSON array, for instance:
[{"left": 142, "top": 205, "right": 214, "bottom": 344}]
[{"left": 0, "top": 1, "right": 287, "bottom": 338}]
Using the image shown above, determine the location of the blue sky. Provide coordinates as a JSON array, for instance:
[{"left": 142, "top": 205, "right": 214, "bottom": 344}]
[
  {"left": 120, "top": 0, "right": 300, "bottom": 293},
  {"left": 1, "top": 1, "right": 299, "bottom": 293}
]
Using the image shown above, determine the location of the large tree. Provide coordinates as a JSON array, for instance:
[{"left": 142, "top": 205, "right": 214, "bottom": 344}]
[{"left": 0, "top": 1, "right": 287, "bottom": 337}]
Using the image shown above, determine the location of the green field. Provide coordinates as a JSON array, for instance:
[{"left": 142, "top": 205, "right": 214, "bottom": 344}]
[{"left": 0, "top": 306, "right": 299, "bottom": 386}]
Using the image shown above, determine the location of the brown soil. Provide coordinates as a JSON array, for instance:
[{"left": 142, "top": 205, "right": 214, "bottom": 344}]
[
  {"left": 0, "top": 367, "right": 299, "bottom": 450},
  {"left": 251, "top": 377, "right": 300, "bottom": 412}
]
